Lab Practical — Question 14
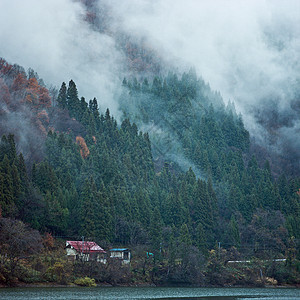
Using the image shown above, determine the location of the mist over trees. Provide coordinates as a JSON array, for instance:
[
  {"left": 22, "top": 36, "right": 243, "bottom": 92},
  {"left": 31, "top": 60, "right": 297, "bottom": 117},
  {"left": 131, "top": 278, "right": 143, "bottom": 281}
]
[
  {"left": 1, "top": 0, "right": 299, "bottom": 169},
  {"left": 0, "top": 57, "right": 299, "bottom": 267}
]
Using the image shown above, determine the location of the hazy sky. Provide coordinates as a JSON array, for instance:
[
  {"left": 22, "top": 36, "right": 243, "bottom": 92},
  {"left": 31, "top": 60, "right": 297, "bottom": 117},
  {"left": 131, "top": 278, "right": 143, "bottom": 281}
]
[
  {"left": 0, "top": 0, "right": 122, "bottom": 115},
  {"left": 108, "top": 0, "right": 300, "bottom": 134},
  {"left": 0, "top": 0, "right": 299, "bottom": 152}
]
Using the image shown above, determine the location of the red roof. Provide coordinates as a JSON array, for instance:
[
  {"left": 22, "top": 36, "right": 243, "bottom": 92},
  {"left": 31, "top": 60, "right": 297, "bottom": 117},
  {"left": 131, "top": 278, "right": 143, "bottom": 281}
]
[{"left": 66, "top": 241, "right": 106, "bottom": 254}]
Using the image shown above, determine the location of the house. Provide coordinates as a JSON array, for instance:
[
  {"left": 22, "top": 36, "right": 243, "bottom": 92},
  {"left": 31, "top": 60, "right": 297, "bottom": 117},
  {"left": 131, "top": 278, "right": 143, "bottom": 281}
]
[
  {"left": 66, "top": 241, "right": 106, "bottom": 263},
  {"left": 109, "top": 248, "right": 131, "bottom": 264}
]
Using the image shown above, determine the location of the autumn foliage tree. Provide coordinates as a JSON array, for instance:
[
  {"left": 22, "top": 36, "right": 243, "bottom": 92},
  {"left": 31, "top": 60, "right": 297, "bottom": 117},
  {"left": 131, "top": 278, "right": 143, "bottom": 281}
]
[
  {"left": 76, "top": 136, "right": 90, "bottom": 159},
  {"left": 0, "top": 58, "right": 53, "bottom": 164},
  {"left": 0, "top": 58, "right": 51, "bottom": 110},
  {"left": 25, "top": 77, "right": 51, "bottom": 109},
  {"left": 11, "top": 73, "right": 27, "bottom": 94}
]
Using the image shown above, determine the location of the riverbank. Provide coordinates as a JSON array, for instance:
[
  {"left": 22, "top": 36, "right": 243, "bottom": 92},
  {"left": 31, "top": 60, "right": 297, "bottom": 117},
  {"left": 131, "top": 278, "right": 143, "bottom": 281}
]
[
  {"left": 1, "top": 280, "right": 299, "bottom": 289},
  {"left": 1, "top": 240, "right": 299, "bottom": 289}
]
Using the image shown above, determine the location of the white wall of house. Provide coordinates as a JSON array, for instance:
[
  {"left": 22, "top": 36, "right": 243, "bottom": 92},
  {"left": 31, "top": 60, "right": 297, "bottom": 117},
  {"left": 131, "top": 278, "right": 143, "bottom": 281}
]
[
  {"left": 110, "top": 250, "right": 131, "bottom": 264},
  {"left": 66, "top": 248, "right": 77, "bottom": 256},
  {"left": 66, "top": 247, "right": 107, "bottom": 263},
  {"left": 110, "top": 251, "right": 123, "bottom": 258}
]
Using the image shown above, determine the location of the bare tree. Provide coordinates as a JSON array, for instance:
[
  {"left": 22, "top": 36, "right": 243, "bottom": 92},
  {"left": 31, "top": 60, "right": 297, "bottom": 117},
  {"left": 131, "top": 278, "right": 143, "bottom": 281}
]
[{"left": 0, "top": 218, "right": 42, "bottom": 284}]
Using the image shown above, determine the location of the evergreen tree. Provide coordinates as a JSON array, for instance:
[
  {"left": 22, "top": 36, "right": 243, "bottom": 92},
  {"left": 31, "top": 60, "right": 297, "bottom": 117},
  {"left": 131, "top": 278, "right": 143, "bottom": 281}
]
[
  {"left": 178, "top": 223, "right": 192, "bottom": 260},
  {"left": 80, "top": 177, "right": 97, "bottom": 238},
  {"left": 94, "top": 182, "right": 113, "bottom": 242},
  {"left": 149, "top": 207, "right": 163, "bottom": 255},
  {"left": 57, "top": 82, "right": 67, "bottom": 109},
  {"left": 195, "top": 223, "right": 207, "bottom": 255},
  {"left": 227, "top": 215, "right": 241, "bottom": 248},
  {"left": 66, "top": 79, "right": 80, "bottom": 118},
  {"left": 0, "top": 155, "right": 16, "bottom": 217}
]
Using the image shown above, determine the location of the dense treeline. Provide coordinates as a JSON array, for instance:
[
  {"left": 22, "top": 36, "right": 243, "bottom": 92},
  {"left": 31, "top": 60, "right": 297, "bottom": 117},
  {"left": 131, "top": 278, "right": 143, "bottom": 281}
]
[
  {"left": 0, "top": 58, "right": 299, "bottom": 285},
  {"left": 121, "top": 71, "right": 300, "bottom": 245},
  {"left": 0, "top": 76, "right": 299, "bottom": 252}
]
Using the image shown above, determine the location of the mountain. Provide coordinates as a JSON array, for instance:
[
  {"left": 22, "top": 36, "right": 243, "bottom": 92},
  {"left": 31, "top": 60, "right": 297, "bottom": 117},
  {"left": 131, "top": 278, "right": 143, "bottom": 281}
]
[{"left": 0, "top": 56, "right": 299, "bottom": 252}]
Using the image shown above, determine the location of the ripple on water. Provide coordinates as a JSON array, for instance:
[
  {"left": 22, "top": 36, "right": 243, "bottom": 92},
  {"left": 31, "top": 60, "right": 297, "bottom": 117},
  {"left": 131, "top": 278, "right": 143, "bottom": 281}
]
[{"left": 0, "top": 286, "right": 299, "bottom": 300}]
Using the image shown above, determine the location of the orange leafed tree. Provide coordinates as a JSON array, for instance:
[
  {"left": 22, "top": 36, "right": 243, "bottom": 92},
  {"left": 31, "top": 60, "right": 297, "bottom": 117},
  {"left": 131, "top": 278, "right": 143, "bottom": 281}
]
[
  {"left": 0, "top": 59, "right": 13, "bottom": 78},
  {"left": 36, "top": 110, "right": 50, "bottom": 136},
  {"left": 11, "top": 73, "right": 27, "bottom": 92},
  {"left": 25, "top": 77, "right": 39, "bottom": 105},
  {"left": 37, "top": 110, "right": 49, "bottom": 124},
  {"left": 38, "top": 86, "right": 51, "bottom": 108},
  {"left": 0, "top": 59, "right": 51, "bottom": 109},
  {"left": 25, "top": 78, "right": 51, "bottom": 109},
  {"left": 76, "top": 136, "right": 90, "bottom": 159}
]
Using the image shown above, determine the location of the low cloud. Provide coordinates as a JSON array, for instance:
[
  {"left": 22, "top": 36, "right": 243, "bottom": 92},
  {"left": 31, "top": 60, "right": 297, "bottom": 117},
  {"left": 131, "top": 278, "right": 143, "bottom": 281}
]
[
  {"left": 0, "top": 0, "right": 123, "bottom": 116},
  {"left": 108, "top": 0, "right": 300, "bottom": 167},
  {"left": 0, "top": 0, "right": 299, "bottom": 169}
]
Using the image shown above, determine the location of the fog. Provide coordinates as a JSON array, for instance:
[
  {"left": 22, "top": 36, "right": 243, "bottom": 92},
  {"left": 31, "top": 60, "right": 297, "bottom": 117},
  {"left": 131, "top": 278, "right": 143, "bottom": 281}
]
[
  {"left": 0, "top": 0, "right": 299, "bottom": 166},
  {"left": 108, "top": 0, "right": 300, "bottom": 140},
  {"left": 109, "top": 0, "right": 300, "bottom": 167},
  {"left": 0, "top": 0, "right": 122, "bottom": 116}
]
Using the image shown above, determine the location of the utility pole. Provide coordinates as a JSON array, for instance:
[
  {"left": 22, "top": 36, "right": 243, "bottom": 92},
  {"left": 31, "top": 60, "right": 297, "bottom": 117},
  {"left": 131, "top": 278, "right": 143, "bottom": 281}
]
[
  {"left": 81, "top": 236, "right": 84, "bottom": 258},
  {"left": 218, "top": 242, "right": 221, "bottom": 259}
]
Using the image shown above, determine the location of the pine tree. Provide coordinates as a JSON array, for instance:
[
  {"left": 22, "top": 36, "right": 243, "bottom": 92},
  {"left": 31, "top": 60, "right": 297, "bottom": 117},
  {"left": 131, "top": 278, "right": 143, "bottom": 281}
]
[
  {"left": 193, "top": 179, "right": 213, "bottom": 235},
  {"left": 195, "top": 223, "right": 207, "bottom": 255},
  {"left": 7, "top": 134, "right": 17, "bottom": 163},
  {"left": 80, "top": 178, "right": 97, "bottom": 238},
  {"left": 57, "top": 82, "right": 67, "bottom": 109},
  {"left": 66, "top": 80, "right": 80, "bottom": 118},
  {"left": 179, "top": 223, "right": 192, "bottom": 246},
  {"left": 17, "top": 153, "right": 29, "bottom": 194},
  {"left": 228, "top": 215, "right": 240, "bottom": 248},
  {"left": 0, "top": 155, "right": 15, "bottom": 217},
  {"left": 149, "top": 207, "right": 163, "bottom": 255},
  {"left": 178, "top": 223, "right": 192, "bottom": 260},
  {"left": 94, "top": 181, "right": 113, "bottom": 242}
]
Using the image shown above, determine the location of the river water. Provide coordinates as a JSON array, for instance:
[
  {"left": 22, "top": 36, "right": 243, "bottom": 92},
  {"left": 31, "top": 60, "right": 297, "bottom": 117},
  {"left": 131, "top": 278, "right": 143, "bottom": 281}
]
[{"left": 0, "top": 286, "right": 299, "bottom": 300}]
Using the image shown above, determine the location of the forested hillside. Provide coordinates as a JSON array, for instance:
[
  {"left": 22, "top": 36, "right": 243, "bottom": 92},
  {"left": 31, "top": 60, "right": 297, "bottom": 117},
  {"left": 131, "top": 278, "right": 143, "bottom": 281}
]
[
  {"left": 0, "top": 56, "right": 299, "bottom": 285},
  {"left": 121, "top": 72, "right": 300, "bottom": 235}
]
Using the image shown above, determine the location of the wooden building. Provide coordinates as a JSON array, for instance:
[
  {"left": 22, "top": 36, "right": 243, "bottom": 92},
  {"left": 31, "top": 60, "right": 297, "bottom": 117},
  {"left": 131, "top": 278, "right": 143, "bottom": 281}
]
[
  {"left": 109, "top": 248, "right": 131, "bottom": 264},
  {"left": 66, "top": 241, "right": 106, "bottom": 263}
]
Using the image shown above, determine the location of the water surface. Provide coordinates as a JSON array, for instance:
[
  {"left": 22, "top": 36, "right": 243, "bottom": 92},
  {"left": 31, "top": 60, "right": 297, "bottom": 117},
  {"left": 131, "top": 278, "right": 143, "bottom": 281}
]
[{"left": 0, "top": 286, "right": 299, "bottom": 300}]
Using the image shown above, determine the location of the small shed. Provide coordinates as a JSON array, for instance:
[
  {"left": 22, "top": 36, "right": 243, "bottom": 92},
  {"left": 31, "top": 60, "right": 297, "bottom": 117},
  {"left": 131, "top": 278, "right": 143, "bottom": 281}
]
[
  {"left": 109, "top": 248, "right": 131, "bottom": 264},
  {"left": 66, "top": 241, "right": 106, "bottom": 263}
]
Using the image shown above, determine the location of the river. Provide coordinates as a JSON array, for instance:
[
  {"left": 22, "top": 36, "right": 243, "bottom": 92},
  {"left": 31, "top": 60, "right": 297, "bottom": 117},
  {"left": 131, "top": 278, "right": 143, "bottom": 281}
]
[{"left": 0, "top": 286, "right": 299, "bottom": 300}]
